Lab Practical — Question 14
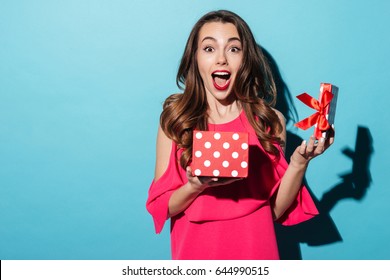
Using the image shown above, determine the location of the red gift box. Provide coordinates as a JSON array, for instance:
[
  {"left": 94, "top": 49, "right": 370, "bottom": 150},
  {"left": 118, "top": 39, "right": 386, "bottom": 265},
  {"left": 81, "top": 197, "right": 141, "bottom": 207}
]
[
  {"left": 295, "top": 83, "right": 339, "bottom": 139},
  {"left": 191, "top": 130, "right": 249, "bottom": 178}
]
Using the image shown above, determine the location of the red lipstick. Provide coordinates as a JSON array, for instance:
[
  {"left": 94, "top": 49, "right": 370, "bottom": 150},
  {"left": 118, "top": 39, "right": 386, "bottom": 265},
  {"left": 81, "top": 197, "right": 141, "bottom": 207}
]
[{"left": 212, "top": 70, "right": 231, "bottom": 91}]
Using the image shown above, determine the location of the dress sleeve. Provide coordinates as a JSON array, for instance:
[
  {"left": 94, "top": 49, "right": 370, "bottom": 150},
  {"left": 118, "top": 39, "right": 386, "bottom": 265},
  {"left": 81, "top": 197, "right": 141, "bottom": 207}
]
[
  {"left": 146, "top": 142, "right": 186, "bottom": 234},
  {"left": 273, "top": 185, "right": 319, "bottom": 226}
]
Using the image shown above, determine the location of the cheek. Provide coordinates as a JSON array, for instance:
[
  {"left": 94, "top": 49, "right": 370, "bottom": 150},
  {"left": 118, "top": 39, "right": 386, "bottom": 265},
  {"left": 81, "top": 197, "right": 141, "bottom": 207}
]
[
  {"left": 197, "top": 65, "right": 207, "bottom": 82},
  {"left": 229, "top": 57, "right": 242, "bottom": 73},
  {"left": 196, "top": 55, "right": 204, "bottom": 73},
  {"left": 197, "top": 60, "right": 211, "bottom": 81},
  {"left": 232, "top": 55, "right": 243, "bottom": 68}
]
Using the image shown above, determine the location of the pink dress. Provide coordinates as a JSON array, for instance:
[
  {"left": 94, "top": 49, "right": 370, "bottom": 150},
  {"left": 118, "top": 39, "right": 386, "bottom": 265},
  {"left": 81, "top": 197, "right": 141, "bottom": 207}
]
[{"left": 146, "top": 111, "right": 318, "bottom": 259}]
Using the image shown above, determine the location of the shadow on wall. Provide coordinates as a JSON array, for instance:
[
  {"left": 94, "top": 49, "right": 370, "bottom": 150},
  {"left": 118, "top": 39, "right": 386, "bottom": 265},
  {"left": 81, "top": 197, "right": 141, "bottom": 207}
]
[{"left": 261, "top": 47, "right": 375, "bottom": 259}]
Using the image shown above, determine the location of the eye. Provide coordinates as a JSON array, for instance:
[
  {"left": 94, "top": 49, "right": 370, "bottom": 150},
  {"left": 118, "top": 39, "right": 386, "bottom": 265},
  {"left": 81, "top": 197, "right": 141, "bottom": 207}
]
[
  {"left": 229, "top": 46, "right": 242, "bottom": 53},
  {"left": 203, "top": 46, "right": 214, "bottom": 52}
]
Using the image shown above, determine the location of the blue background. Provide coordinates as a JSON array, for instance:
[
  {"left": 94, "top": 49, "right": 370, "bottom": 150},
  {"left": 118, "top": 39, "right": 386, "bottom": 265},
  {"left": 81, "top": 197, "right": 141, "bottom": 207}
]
[{"left": 1, "top": 0, "right": 389, "bottom": 260}]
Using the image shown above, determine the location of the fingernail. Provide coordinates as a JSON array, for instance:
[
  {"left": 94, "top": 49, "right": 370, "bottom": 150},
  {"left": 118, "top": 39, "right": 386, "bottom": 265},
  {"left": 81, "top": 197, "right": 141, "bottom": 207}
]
[
  {"left": 320, "top": 137, "right": 325, "bottom": 143},
  {"left": 302, "top": 140, "right": 307, "bottom": 145}
]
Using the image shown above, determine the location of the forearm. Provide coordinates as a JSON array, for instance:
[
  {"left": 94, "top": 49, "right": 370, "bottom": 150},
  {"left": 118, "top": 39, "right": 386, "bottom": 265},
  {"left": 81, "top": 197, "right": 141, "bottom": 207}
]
[
  {"left": 272, "top": 161, "right": 307, "bottom": 220},
  {"left": 168, "top": 181, "right": 204, "bottom": 218},
  {"left": 272, "top": 134, "right": 332, "bottom": 220}
]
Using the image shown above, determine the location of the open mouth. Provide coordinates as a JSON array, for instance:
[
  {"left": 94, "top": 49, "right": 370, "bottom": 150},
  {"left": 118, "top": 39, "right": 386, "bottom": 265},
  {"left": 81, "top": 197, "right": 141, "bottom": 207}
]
[{"left": 212, "top": 71, "right": 231, "bottom": 91}]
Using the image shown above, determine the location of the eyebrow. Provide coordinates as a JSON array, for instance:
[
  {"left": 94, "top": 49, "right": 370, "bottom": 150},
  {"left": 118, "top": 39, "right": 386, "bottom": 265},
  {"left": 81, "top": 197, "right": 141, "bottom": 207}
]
[{"left": 201, "top": 36, "right": 241, "bottom": 43}]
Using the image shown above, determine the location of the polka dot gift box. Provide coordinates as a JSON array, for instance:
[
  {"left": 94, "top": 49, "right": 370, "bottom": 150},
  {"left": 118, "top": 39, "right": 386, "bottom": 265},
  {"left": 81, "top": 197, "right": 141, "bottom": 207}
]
[{"left": 191, "top": 130, "right": 249, "bottom": 178}]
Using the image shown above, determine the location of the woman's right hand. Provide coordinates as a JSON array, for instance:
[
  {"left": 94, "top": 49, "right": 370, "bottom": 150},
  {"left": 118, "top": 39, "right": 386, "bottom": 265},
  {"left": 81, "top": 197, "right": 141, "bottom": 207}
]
[
  {"left": 185, "top": 166, "right": 242, "bottom": 192},
  {"left": 168, "top": 166, "right": 243, "bottom": 218}
]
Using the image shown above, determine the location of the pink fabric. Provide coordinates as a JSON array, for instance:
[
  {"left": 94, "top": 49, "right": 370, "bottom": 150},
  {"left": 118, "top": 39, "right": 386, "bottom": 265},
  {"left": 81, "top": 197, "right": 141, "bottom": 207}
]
[{"left": 146, "top": 111, "right": 319, "bottom": 259}]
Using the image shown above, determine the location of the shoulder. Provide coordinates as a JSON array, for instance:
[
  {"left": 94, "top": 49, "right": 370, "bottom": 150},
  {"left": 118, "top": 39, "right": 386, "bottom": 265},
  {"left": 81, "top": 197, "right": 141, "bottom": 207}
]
[
  {"left": 163, "top": 93, "right": 183, "bottom": 109},
  {"left": 154, "top": 124, "right": 174, "bottom": 181},
  {"left": 272, "top": 108, "right": 286, "bottom": 148},
  {"left": 272, "top": 108, "right": 286, "bottom": 125}
]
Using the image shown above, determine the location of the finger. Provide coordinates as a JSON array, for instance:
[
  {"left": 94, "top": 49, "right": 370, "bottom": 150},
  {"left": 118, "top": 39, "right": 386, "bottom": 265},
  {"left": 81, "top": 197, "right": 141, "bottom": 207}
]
[
  {"left": 314, "top": 137, "right": 326, "bottom": 154},
  {"left": 298, "top": 140, "right": 307, "bottom": 155},
  {"left": 328, "top": 136, "right": 335, "bottom": 145},
  {"left": 328, "top": 124, "right": 335, "bottom": 145},
  {"left": 206, "top": 177, "right": 220, "bottom": 187},
  {"left": 306, "top": 135, "right": 316, "bottom": 153}
]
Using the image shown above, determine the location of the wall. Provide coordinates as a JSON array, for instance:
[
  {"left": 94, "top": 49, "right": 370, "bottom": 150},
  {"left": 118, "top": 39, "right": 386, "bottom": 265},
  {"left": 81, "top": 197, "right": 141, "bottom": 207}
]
[{"left": 0, "top": 0, "right": 389, "bottom": 259}]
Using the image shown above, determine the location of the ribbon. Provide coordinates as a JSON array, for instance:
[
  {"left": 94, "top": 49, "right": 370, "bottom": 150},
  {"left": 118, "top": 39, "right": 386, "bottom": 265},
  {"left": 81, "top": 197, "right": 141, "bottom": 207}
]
[{"left": 294, "top": 90, "right": 334, "bottom": 139}]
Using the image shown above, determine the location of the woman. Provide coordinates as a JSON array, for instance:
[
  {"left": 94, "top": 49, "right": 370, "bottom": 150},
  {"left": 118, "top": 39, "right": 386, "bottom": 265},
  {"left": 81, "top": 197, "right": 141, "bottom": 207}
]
[{"left": 146, "top": 10, "right": 334, "bottom": 259}]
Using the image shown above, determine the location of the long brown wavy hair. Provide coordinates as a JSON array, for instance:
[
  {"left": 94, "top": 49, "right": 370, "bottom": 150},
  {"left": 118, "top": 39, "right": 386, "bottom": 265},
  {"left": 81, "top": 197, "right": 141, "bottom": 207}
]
[{"left": 160, "top": 10, "right": 283, "bottom": 169}]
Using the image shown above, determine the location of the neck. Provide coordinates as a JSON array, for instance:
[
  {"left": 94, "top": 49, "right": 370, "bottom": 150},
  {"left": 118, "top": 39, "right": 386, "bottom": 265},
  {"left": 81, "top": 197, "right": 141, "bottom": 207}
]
[{"left": 207, "top": 100, "right": 242, "bottom": 124}]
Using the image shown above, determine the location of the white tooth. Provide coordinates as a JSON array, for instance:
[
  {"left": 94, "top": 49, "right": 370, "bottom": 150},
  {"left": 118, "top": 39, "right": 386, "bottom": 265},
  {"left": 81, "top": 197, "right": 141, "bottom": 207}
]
[{"left": 214, "top": 72, "right": 229, "bottom": 75}]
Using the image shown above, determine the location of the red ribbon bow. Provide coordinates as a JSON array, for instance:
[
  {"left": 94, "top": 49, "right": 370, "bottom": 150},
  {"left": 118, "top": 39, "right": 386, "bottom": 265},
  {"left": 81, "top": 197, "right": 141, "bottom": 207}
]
[{"left": 294, "top": 90, "right": 334, "bottom": 139}]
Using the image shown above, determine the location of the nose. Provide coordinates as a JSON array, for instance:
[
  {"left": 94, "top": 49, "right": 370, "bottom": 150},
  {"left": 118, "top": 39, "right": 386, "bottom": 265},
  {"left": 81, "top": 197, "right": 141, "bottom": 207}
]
[{"left": 216, "top": 51, "right": 228, "bottom": 65}]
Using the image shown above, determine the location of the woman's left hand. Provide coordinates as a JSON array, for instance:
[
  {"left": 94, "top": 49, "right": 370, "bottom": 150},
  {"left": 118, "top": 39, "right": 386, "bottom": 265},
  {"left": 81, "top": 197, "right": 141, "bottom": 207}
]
[{"left": 290, "top": 127, "right": 335, "bottom": 168}]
